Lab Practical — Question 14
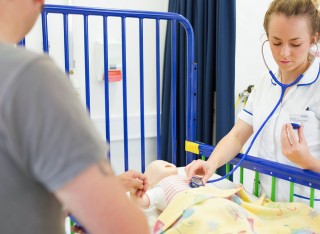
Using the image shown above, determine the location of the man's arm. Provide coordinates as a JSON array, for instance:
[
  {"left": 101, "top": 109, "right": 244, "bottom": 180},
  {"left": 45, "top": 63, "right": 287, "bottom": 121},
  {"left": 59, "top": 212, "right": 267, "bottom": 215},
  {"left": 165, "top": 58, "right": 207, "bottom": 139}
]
[{"left": 54, "top": 160, "right": 149, "bottom": 234}]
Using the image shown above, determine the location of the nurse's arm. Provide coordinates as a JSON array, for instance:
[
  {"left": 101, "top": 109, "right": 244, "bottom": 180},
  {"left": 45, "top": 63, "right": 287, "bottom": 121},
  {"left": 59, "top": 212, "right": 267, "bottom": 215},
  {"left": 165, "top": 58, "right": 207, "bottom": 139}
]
[
  {"left": 207, "top": 119, "right": 253, "bottom": 169},
  {"left": 305, "top": 157, "right": 320, "bottom": 173}
]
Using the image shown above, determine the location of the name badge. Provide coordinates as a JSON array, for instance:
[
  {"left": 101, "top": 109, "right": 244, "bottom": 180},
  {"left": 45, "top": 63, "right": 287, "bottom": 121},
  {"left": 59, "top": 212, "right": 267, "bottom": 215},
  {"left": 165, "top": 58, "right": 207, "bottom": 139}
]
[{"left": 289, "top": 113, "right": 310, "bottom": 124}]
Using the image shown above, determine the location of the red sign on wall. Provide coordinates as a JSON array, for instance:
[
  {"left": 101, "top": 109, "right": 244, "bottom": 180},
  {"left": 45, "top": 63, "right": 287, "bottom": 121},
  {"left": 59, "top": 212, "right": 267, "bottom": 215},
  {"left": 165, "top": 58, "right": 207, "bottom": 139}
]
[{"left": 104, "top": 69, "right": 122, "bottom": 82}]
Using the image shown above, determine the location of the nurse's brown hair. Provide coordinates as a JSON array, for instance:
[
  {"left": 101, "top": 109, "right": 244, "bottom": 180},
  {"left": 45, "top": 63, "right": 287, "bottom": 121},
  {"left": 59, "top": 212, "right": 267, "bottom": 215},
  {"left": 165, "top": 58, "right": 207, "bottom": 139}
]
[{"left": 263, "top": 0, "right": 320, "bottom": 42}]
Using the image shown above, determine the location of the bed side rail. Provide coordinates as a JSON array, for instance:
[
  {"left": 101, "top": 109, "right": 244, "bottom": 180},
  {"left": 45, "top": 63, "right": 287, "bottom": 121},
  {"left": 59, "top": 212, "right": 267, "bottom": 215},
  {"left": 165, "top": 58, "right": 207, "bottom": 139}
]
[{"left": 186, "top": 140, "right": 320, "bottom": 207}]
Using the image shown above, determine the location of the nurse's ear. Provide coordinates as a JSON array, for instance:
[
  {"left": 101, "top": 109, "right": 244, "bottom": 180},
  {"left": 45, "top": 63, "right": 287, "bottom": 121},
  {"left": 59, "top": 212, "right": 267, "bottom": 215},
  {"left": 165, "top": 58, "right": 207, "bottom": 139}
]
[{"left": 311, "top": 32, "right": 319, "bottom": 45}]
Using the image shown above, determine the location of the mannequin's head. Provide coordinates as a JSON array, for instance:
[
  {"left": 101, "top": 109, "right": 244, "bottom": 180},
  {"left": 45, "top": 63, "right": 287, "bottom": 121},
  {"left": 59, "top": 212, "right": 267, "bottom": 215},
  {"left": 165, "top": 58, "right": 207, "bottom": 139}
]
[{"left": 144, "top": 160, "right": 178, "bottom": 188}]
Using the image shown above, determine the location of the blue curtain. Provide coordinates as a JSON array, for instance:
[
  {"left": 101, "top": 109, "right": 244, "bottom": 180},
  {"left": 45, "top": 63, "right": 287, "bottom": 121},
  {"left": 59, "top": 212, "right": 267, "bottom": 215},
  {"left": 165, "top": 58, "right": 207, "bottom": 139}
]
[{"left": 161, "top": 0, "right": 236, "bottom": 174}]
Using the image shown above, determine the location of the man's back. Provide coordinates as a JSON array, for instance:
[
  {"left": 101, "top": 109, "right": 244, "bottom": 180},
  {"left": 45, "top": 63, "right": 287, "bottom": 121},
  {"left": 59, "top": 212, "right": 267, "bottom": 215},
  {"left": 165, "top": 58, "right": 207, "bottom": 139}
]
[{"left": 0, "top": 43, "right": 104, "bottom": 233}]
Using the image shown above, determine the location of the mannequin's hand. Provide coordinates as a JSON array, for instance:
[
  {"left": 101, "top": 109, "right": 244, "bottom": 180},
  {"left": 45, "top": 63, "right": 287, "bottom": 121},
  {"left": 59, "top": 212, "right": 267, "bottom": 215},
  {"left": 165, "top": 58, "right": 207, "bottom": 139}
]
[
  {"left": 118, "top": 170, "right": 148, "bottom": 197},
  {"left": 281, "top": 124, "right": 311, "bottom": 168}
]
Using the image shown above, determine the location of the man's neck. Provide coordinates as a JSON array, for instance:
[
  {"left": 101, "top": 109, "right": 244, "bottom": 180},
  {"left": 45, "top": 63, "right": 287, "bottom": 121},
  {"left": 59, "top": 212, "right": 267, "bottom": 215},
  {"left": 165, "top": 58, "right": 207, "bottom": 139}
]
[
  {"left": 0, "top": 20, "right": 22, "bottom": 44},
  {"left": 0, "top": 31, "right": 20, "bottom": 45}
]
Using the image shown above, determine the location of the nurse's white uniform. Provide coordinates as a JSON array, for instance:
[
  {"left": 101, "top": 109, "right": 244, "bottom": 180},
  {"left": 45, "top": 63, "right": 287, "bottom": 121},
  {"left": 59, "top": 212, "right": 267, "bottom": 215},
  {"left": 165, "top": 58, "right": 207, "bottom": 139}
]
[{"left": 238, "top": 56, "right": 320, "bottom": 207}]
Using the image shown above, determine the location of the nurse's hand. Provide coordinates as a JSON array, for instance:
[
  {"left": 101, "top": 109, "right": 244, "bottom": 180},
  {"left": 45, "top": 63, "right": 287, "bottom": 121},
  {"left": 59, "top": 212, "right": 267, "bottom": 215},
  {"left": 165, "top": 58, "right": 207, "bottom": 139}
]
[
  {"left": 281, "top": 124, "right": 311, "bottom": 169},
  {"left": 185, "top": 159, "right": 216, "bottom": 184}
]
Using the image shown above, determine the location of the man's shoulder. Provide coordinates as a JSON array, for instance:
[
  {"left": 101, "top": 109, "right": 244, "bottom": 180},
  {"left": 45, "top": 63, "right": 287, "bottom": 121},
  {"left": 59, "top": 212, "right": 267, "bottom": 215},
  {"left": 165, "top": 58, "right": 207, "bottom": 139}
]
[
  {"left": 0, "top": 43, "right": 45, "bottom": 66},
  {"left": 0, "top": 43, "right": 59, "bottom": 107},
  {"left": 0, "top": 43, "right": 54, "bottom": 88}
]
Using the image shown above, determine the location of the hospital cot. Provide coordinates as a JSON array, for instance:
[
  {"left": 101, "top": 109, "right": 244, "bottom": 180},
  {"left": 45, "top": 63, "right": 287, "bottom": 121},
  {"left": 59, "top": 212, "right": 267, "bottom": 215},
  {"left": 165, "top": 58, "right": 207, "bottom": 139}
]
[{"left": 29, "top": 4, "right": 320, "bottom": 231}]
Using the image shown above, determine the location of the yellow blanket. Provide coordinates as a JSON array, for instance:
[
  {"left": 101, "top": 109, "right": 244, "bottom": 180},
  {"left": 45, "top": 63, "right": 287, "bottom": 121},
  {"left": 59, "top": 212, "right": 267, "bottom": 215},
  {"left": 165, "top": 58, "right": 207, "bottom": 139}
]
[{"left": 154, "top": 186, "right": 320, "bottom": 234}]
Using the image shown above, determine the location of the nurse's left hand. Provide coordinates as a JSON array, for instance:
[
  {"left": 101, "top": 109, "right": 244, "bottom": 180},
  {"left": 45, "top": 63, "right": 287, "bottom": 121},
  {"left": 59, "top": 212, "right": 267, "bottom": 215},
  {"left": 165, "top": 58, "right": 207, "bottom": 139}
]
[{"left": 281, "top": 124, "right": 312, "bottom": 169}]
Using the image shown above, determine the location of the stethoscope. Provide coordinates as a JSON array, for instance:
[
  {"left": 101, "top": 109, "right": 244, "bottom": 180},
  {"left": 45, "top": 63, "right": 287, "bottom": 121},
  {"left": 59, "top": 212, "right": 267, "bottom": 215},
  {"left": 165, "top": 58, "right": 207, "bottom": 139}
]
[{"left": 190, "top": 40, "right": 320, "bottom": 188}]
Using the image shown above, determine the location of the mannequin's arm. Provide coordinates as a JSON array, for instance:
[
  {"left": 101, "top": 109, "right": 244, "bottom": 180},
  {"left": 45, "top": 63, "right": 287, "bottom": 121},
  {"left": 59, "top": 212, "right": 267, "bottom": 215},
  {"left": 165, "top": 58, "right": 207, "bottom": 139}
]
[{"left": 130, "top": 186, "right": 167, "bottom": 210}]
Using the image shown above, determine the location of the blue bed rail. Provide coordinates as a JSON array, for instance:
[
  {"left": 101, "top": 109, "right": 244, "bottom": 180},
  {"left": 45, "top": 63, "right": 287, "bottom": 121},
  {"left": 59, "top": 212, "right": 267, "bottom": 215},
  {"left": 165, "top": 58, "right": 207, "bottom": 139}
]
[
  {"left": 41, "top": 5, "right": 197, "bottom": 172},
  {"left": 192, "top": 141, "right": 320, "bottom": 207}
]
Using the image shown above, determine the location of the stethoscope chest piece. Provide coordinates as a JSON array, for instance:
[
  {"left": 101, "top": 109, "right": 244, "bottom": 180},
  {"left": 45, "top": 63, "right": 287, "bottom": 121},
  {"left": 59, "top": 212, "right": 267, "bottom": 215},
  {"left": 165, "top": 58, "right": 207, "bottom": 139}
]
[{"left": 189, "top": 176, "right": 204, "bottom": 188}]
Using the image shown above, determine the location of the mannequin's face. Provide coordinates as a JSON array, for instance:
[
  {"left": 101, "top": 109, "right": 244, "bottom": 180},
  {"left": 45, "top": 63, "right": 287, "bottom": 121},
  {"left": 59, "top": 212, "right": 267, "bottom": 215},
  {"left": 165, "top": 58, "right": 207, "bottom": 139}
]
[{"left": 145, "top": 160, "right": 178, "bottom": 188}]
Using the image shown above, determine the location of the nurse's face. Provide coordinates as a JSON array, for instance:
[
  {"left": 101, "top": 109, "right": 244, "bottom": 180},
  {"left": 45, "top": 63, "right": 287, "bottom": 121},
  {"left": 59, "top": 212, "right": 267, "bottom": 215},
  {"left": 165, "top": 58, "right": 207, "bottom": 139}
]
[{"left": 267, "top": 13, "right": 316, "bottom": 75}]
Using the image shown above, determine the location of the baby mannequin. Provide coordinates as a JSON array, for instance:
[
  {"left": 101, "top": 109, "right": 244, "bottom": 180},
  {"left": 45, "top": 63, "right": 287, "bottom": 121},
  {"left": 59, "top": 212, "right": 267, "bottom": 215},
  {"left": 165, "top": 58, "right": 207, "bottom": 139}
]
[
  {"left": 131, "top": 160, "right": 242, "bottom": 231},
  {"left": 130, "top": 160, "right": 192, "bottom": 211}
]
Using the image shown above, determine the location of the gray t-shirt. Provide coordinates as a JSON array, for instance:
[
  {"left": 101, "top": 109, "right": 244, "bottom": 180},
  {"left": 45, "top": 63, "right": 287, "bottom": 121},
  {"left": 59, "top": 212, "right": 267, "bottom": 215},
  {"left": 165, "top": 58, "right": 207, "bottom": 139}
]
[{"left": 0, "top": 43, "right": 106, "bottom": 233}]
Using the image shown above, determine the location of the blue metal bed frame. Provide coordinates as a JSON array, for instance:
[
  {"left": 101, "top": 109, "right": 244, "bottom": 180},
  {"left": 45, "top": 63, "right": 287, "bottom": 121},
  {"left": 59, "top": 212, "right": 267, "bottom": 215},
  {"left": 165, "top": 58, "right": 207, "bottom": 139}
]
[
  {"left": 197, "top": 143, "right": 320, "bottom": 207},
  {"left": 41, "top": 4, "right": 197, "bottom": 172},
  {"left": 37, "top": 5, "right": 319, "bottom": 208}
]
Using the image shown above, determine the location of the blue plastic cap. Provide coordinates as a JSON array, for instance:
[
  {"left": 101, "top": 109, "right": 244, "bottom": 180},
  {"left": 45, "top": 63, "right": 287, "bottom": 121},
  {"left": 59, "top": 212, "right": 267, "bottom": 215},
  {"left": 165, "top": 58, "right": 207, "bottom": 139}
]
[{"left": 291, "top": 123, "right": 301, "bottom": 129}]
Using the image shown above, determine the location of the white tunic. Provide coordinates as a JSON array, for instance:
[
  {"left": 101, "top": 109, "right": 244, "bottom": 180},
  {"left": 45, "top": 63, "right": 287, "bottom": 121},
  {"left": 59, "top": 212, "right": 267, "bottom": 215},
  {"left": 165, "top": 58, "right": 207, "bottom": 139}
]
[{"left": 238, "top": 57, "right": 320, "bottom": 206}]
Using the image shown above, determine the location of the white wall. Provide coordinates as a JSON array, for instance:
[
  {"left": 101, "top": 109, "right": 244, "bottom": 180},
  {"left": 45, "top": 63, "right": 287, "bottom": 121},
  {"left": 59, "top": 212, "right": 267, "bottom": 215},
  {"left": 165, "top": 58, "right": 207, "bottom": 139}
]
[
  {"left": 68, "top": 0, "right": 168, "bottom": 11},
  {"left": 235, "top": 0, "right": 274, "bottom": 96}
]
